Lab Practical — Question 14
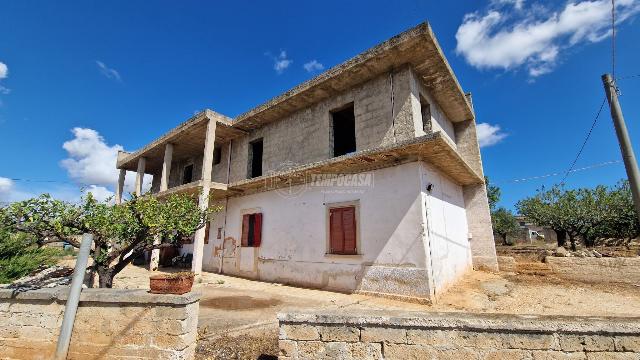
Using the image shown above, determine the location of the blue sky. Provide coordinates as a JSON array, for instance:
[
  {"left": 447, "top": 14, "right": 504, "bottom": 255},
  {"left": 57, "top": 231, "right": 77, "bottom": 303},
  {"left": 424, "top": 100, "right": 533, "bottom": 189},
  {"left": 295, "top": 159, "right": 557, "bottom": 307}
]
[{"left": 1, "top": 0, "right": 639, "bottom": 209}]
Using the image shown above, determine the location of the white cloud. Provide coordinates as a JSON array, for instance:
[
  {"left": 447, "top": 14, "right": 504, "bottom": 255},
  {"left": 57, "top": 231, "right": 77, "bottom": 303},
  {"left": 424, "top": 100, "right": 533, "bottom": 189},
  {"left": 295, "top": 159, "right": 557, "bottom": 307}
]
[
  {"left": 60, "top": 127, "right": 151, "bottom": 196},
  {"left": 0, "top": 177, "right": 13, "bottom": 195},
  {"left": 267, "top": 51, "right": 292, "bottom": 74},
  {"left": 0, "top": 62, "right": 7, "bottom": 79},
  {"left": 456, "top": 0, "right": 640, "bottom": 78},
  {"left": 491, "top": 0, "right": 525, "bottom": 10},
  {"left": 303, "top": 60, "right": 324, "bottom": 73},
  {"left": 84, "top": 185, "right": 114, "bottom": 203},
  {"left": 477, "top": 122, "right": 508, "bottom": 147},
  {"left": 0, "top": 62, "right": 9, "bottom": 95},
  {"left": 96, "top": 60, "right": 122, "bottom": 82}
]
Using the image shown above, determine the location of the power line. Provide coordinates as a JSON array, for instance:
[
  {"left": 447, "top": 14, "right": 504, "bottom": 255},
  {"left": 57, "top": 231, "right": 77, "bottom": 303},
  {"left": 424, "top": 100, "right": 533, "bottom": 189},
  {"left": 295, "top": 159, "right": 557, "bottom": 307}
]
[
  {"left": 7, "top": 178, "right": 72, "bottom": 184},
  {"left": 617, "top": 74, "right": 640, "bottom": 81},
  {"left": 495, "top": 160, "right": 623, "bottom": 185},
  {"left": 561, "top": 97, "right": 607, "bottom": 184}
]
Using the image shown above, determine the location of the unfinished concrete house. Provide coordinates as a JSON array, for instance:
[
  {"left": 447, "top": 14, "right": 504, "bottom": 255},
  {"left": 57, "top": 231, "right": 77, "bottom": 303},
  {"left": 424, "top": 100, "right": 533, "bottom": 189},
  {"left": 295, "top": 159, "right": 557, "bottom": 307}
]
[{"left": 115, "top": 22, "right": 498, "bottom": 303}]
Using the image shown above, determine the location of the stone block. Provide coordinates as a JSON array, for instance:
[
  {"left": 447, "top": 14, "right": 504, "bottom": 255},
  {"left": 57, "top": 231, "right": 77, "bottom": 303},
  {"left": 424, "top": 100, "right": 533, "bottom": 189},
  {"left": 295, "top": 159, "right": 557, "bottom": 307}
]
[
  {"left": 361, "top": 326, "right": 406, "bottom": 343},
  {"left": 318, "top": 325, "right": 360, "bottom": 342},
  {"left": 585, "top": 353, "right": 639, "bottom": 360},
  {"left": 280, "top": 324, "right": 320, "bottom": 341},
  {"left": 279, "top": 340, "right": 298, "bottom": 358},
  {"left": 614, "top": 336, "right": 640, "bottom": 352},
  {"left": 502, "top": 333, "right": 557, "bottom": 350},
  {"left": 297, "top": 341, "right": 327, "bottom": 358},
  {"left": 531, "top": 351, "right": 587, "bottom": 360},
  {"left": 406, "top": 329, "right": 451, "bottom": 347},
  {"left": 383, "top": 344, "right": 437, "bottom": 359},
  {"left": 559, "top": 335, "right": 615, "bottom": 352},
  {"left": 484, "top": 349, "right": 531, "bottom": 360}
]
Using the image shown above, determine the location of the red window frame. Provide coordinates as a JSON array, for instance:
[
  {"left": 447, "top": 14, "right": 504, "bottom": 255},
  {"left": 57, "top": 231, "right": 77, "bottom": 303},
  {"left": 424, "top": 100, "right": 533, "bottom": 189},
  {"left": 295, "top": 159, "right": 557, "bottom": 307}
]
[
  {"left": 241, "top": 213, "right": 263, "bottom": 247},
  {"left": 329, "top": 206, "right": 357, "bottom": 255}
]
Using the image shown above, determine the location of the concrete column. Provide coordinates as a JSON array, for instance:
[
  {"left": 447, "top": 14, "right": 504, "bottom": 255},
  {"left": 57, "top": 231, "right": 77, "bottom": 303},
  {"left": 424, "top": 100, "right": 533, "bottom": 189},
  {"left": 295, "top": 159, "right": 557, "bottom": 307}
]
[
  {"left": 135, "top": 157, "right": 146, "bottom": 196},
  {"left": 115, "top": 169, "right": 126, "bottom": 204},
  {"left": 150, "top": 145, "right": 174, "bottom": 272},
  {"left": 192, "top": 118, "right": 217, "bottom": 274},
  {"left": 160, "top": 143, "right": 173, "bottom": 192}
]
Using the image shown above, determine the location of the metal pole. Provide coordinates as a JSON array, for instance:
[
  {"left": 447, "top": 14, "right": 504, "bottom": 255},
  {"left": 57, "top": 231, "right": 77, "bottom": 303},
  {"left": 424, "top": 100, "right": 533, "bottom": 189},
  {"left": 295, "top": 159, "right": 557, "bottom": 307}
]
[
  {"left": 55, "top": 233, "right": 93, "bottom": 360},
  {"left": 602, "top": 74, "right": 640, "bottom": 223}
]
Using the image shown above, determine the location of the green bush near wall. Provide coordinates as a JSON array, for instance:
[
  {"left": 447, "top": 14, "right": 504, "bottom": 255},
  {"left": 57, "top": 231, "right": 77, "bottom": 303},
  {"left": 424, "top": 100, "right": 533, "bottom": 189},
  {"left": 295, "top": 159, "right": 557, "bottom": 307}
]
[{"left": 0, "top": 232, "right": 66, "bottom": 284}]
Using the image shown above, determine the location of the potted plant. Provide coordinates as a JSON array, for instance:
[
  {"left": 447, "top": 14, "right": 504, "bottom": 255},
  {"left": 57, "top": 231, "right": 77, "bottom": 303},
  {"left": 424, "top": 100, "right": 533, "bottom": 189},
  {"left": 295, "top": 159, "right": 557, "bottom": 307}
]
[{"left": 149, "top": 271, "right": 195, "bottom": 294}]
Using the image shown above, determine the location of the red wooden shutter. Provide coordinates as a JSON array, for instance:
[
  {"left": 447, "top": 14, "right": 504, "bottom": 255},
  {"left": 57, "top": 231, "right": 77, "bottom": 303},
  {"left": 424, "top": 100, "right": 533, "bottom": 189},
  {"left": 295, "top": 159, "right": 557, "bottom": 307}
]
[
  {"left": 241, "top": 214, "right": 250, "bottom": 247},
  {"left": 342, "top": 207, "right": 356, "bottom": 255},
  {"left": 253, "top": 213, "right": 262, "bottom": 247},
  {"left": 329, "top": 208, "right": 344, "bottom": 254}
]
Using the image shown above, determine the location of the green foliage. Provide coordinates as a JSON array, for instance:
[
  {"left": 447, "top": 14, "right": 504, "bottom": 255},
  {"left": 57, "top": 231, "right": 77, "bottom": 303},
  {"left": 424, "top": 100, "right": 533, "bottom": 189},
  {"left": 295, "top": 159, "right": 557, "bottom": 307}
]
[
  {"left": 485, "top": 176, "right": 501, "bottom": 212},
  {"left": 492, "top": 207, "right": 520, "bottom": 245},
  {"left": 0, "top": 231, "right": 64, "bottom": 284},
  {"left": 516, "top": 180, "right": 639, "bottom": 249},
  {"left": 3, "top": 192, "right": 216, "bottom": 287}
]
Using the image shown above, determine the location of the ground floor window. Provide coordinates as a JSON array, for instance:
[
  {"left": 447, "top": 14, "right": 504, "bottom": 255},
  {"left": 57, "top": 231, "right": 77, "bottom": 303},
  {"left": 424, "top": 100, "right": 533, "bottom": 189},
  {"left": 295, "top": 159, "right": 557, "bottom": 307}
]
[
  {"left": 328, "top": 205, "right": 357, "bottom": 255},
  {"left": 241, "top": 213, "right": 263, "bottom": 247}
]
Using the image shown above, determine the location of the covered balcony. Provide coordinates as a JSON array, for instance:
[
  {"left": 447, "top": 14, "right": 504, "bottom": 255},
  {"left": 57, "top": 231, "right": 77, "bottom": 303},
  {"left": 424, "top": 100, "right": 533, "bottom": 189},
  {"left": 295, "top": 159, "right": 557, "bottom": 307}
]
[{"left": 115, "top": 109, "right": 246, "bottom": 203}]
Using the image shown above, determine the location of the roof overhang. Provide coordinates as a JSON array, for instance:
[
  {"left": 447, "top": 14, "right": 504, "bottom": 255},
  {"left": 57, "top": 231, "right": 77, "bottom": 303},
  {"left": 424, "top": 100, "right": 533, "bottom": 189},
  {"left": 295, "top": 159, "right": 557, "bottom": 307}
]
[
  {"left": 233, "top": 22, "right": 474, "bottom": 131},
  {"left": 117, "top": 110, "right": 247, "bottom": 173}
]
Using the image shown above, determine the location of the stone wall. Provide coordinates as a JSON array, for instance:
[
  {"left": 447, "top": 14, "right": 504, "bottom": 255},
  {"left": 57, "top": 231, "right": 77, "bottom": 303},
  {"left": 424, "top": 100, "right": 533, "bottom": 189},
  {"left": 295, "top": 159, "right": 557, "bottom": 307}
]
[
  {"left": 278, "top": 310, "right": 640, "bottom": 359},
  {"left": 0, "top": 288, "right": 199, "bottom": 360},
  {"left": 547, "top": 256, "right": 640, "bottom": 284}
]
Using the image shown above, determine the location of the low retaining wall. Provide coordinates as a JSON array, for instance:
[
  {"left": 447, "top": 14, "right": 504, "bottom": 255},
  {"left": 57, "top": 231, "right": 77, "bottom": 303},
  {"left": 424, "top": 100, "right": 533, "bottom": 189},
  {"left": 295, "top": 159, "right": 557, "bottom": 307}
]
[
  {"left": 0, "top": 287, "right": 200, "bottom": 360},
  {"left": 278, "top": 310, "right": 640, "bottom": 359},
  {"left": 547, "top": 256, "right": 640, "bottom": 284}
]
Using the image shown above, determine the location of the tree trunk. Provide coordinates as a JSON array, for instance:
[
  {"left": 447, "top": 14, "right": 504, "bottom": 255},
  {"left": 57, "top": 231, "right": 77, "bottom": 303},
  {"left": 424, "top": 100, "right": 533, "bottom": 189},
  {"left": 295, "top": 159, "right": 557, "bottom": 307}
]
[
  {"left": 97, "top": 267, "right": 114, "bottom": 288},
  {"left": 555, "top": 229, "right": 567, "bottom": 247},
  {"left": 501, "top": 234, "right": 509, "bottom": 245},
  {"left": 568, "top": 234, "right": 577, "bottom": 251}
]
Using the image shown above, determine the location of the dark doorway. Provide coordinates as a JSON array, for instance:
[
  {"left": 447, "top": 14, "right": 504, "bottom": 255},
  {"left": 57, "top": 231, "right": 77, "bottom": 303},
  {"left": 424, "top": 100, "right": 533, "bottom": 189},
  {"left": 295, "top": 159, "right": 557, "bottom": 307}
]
[
  {"left": 249, "top": 138, "right": 263, "bottom": 178},
  {"left": 332, "top": 103, "right": 356, "bottom": 157},
  {"left": 182, "top": 164, "right": 194, "bottom": 184}
]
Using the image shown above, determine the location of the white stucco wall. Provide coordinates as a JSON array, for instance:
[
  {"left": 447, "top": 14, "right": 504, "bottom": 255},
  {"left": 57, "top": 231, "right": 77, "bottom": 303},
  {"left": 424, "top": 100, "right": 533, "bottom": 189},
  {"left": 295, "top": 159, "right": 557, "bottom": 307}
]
[
  {"left": 207, "top": 162, "right": 430, "bottom": 295},
  {"left": 420, "top": 162, "right": 472, "bottom": 297},
  {"left": 183, "top": 161, "right": 471, "bottom": 301}
]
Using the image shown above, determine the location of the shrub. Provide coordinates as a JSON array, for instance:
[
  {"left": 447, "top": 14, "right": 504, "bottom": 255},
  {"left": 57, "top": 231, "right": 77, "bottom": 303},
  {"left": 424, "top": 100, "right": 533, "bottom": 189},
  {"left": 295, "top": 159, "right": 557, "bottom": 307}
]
[{"left": 0, "top": 233, "right": 64, "bottom": 284}]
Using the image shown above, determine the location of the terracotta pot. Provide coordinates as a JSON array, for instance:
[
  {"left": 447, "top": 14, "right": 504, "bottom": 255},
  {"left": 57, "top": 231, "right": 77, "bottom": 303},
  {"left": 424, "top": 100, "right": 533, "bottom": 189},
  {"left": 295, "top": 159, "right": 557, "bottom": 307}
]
[{"left": 149, "top": 273, "right": 194, "bottom": 295}]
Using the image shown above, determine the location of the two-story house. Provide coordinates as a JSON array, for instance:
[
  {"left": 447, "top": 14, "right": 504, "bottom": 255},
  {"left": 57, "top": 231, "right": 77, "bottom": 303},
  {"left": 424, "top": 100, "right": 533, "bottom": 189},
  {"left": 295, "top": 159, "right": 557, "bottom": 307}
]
[{"left": 114, "top": 23, "right": 498, "bottom": 303}]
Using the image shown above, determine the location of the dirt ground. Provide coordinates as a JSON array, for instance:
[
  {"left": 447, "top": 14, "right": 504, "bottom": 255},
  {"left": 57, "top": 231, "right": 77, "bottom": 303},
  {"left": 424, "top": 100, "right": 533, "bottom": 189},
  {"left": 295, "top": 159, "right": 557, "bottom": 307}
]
[{"left": 75, "top": 261, "right": 640, "bottom": 359}]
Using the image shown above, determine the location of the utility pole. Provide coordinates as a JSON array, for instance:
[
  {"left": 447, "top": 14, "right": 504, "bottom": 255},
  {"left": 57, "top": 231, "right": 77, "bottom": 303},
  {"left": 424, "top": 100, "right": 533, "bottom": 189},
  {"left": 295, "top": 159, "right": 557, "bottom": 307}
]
[{"left": 602, "top": 74, "right": 640, "bottom": 223}]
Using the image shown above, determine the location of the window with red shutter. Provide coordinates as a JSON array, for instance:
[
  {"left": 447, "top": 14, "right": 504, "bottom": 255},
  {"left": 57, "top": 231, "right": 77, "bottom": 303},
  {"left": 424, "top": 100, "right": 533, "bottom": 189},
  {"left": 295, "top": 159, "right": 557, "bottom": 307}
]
[
  {"left": 241, "top": 213, "right": 263, "bottom": 247},
  {"left": 329, "top": 206, "right": 357, "bottom": 255}
]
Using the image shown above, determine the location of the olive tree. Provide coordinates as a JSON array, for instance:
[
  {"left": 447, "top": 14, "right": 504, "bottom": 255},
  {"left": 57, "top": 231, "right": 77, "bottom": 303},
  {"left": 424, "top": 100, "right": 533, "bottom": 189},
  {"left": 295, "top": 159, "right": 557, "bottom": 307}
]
[
  {"left": 4, "top": 193, "right": 214, "bottom": 287},
  {"left": 492, "top": 207, "right": 520, "bottom": 245},
  {"left": 517, "top": 181, "right": 638, "bottom": 250}
]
